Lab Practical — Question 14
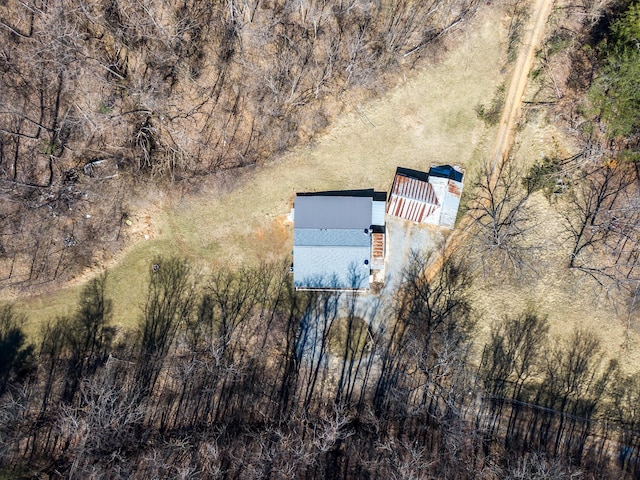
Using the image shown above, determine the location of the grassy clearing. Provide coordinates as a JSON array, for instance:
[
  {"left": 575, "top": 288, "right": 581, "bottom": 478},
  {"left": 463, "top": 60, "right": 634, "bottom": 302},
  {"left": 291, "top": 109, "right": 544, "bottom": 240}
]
[
  {"left": 10, "top": 4, "right": 638, "bottom": 374},
  {"left": 13, "top": 8, "right": 505, "bottom": 335},
  {"left": 468, "top": 107, "right": 640, "bottom": 373}
]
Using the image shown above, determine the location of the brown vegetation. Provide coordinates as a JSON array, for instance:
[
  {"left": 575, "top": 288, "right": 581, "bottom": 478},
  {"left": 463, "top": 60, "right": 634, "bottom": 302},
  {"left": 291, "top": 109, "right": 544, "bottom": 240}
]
[
  {"left": 1, "top": 255, "right": 639, "bottom": 478},
  {"left": 2, "top": 0, "right": 640, "bottom": 476},
  {"left": 515, "top": 0, "right": 640, "bottom": 295},
  {"left": 455, "top": 4, "right": 640, "bottom": 391},
  {"left": 1, "top": 0, "right": 480, "bottom": 289}
]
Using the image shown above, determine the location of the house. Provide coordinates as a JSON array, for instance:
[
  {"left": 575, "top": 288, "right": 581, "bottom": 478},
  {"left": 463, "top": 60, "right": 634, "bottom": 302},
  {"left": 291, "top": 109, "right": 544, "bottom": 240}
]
[
  {"left": 292, "top": 190, "right": 386, "bottom": 290},
  {"left": 387, "top": 165, "right": 464, "bottom": 229}
]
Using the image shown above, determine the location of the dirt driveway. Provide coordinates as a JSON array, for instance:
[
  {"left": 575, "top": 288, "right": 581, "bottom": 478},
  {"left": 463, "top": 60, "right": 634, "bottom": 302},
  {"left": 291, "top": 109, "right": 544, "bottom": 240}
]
[
  {"left": 383, "top": 216, "right": 445, "bottom": 294},
  {"left": 490, "top": 0, "right": 554, "bottom": 172},
  {"left": 425, "top": 0, "right": 554, "bottom": 281}
]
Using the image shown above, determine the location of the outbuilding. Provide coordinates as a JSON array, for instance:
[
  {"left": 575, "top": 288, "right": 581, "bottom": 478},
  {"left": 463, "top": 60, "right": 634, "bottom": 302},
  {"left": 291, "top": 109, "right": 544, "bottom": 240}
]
[{"left": 387, "top": 165, "right": 464, "bottom": 229}]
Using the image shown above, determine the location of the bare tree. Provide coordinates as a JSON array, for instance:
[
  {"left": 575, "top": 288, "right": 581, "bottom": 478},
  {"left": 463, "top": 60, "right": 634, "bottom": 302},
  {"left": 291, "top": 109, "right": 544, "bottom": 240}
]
[
  {"left": 468, "top": 161, "right": 537, "bottom": 272},
  {"left": 608, "top": 371, "right": 640, "bottom": 476},
  {"left": 62, "top": 272, "right": 114, "bottom": 403},
  {"left": 373, "top": 248, "right": 475, "bottom": 440},
  {"left": 135, "top": 256, "right": 194, "bottom": 400},
  {"left": 527, "top": 327, "right": 616, "bottom": 460},
  {"left": 479, "top": 308, "right": 549, "bottom": 448},
  {"left": 561, "top": 163, "right": 640, "bottom": 291},
  {"left": 0, "top": 304, "right": 34, "bottom": 395}
]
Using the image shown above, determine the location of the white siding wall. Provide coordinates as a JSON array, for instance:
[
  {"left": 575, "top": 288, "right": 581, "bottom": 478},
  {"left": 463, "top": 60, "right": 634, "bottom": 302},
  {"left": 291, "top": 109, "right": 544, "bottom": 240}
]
[
  {"left": 372, "top": 201, "right": 386, "bottom": 226},
  {"left": 439, "top": 180, "right": 462, "bottom": 228}
]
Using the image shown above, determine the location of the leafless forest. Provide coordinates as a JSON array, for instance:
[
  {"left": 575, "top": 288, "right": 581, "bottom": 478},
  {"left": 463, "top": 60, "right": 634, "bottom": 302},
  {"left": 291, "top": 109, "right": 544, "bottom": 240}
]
[
  {"left": 1, "top": 254, "right": 640, "bottom": 478},
  {"left": 467, "top": 0, "right": 640, "bottom": 300},
  {"left": 0, "top": 0, "right": 478, "bottom": 288},
  {"left": 2, "top": 0, "right": 640, "bottom": 478}
]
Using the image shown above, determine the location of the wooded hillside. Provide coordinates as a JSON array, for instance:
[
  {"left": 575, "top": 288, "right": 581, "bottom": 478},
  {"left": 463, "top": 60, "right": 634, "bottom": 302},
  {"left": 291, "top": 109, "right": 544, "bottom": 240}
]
[
  {"left": 0, "top": 0, "right": 478, "bottom": 288},
  {"left": 2, "top": 0, "right": 640, "bottom": 477},
  {"left": 1, "top": 255, "right": 639, "bottom": 478}
]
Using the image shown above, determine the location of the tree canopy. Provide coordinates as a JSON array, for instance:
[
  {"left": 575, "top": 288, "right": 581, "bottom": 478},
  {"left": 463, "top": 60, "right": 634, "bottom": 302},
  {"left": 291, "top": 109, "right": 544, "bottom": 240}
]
[{"left": 590, "top": 1, "right": 640, "bottom": 154}]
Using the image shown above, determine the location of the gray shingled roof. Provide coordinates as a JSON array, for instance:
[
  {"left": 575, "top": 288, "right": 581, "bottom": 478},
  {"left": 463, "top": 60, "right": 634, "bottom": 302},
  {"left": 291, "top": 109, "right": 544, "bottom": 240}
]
[
  {"left": 294, "top": 229, "right": 370, "bottom": 247},
  {"left": 293, "top": 194, "right": 376, "bottom": 289},
  {"left": 293, "top": 245, "right": 370, "bottom": 289}
]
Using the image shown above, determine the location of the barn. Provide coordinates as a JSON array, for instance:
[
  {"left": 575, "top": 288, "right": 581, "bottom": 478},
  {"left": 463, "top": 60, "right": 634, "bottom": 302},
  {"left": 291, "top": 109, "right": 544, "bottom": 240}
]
[
  {"left": 387, "top": 165, "right": 464, "bottom": 229},
  {"left": 292, "top": 190, "right": 386, "bottom": 290}
]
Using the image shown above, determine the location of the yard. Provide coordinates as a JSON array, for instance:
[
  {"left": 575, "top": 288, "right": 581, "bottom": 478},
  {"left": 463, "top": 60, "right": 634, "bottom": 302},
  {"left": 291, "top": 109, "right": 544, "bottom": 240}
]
[
  {"left": 9, "top": 4, "right": 640, "bottom": 374},
  {"left": 13, "top": 7, "right": 504, "bottom": 335}
]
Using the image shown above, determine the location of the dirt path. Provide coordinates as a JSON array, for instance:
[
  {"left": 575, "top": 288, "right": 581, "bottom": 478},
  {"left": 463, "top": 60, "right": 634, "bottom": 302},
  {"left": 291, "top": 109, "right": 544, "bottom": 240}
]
[
  {"left": 490, "top": 0, "right": 554, "bottom": 174},
  {"left": 425, "top": 0, "right": 554, "bottom": 280}
]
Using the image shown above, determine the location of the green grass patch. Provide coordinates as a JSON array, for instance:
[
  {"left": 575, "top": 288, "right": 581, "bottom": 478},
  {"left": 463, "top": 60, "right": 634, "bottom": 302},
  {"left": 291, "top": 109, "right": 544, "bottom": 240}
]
[
  {"left": 522, "top": 156, "right": 563, "bottom": 198},
  {"left": 98, "top": 101, "right": 113, "bottom": 114},
  {"left": 326, "top": 316, "right": 373, "bottom": 360},
  {"left": 475, "top": 83, "right": 506, "bottom": 126},
  {"left": 38, "top": 141, "right": 56, "bottom": 155}
]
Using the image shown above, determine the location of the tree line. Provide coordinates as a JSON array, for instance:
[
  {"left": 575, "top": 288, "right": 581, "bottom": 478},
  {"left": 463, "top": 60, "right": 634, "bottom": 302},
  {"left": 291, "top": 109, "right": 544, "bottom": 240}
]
[{"left": 1, "top": 254, "right": 639, "bottom": 479}]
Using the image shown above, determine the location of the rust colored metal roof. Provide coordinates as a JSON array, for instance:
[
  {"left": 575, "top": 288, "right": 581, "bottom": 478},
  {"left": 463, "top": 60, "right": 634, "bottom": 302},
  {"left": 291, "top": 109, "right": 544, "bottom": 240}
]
[
  {"left": 448, "top": 181, "right": 461, "bottom": 196},
  {"left": 371, "top": 233, "right": 385, "bottom": 268},
  {"left": 387, "top": 173, "right": 439, "bottom": 223}
]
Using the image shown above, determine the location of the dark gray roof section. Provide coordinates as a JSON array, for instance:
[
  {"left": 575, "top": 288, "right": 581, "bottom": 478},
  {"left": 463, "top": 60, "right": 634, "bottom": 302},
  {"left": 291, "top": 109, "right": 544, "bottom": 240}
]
[
  {"left": 294, "top": 195, "right": 372, "bottom": 229},
  {"left": 429, "top": 165, "right": 464, "bottom": 182},
  {"left": 297, "top": 188, "right": 385, "bottom": 199},
  {"left": 396, "top": 166, "right": 429, "bottom": 182},
  {"left": 373, "top": 191, "right": 387, "bottom": 202}
]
